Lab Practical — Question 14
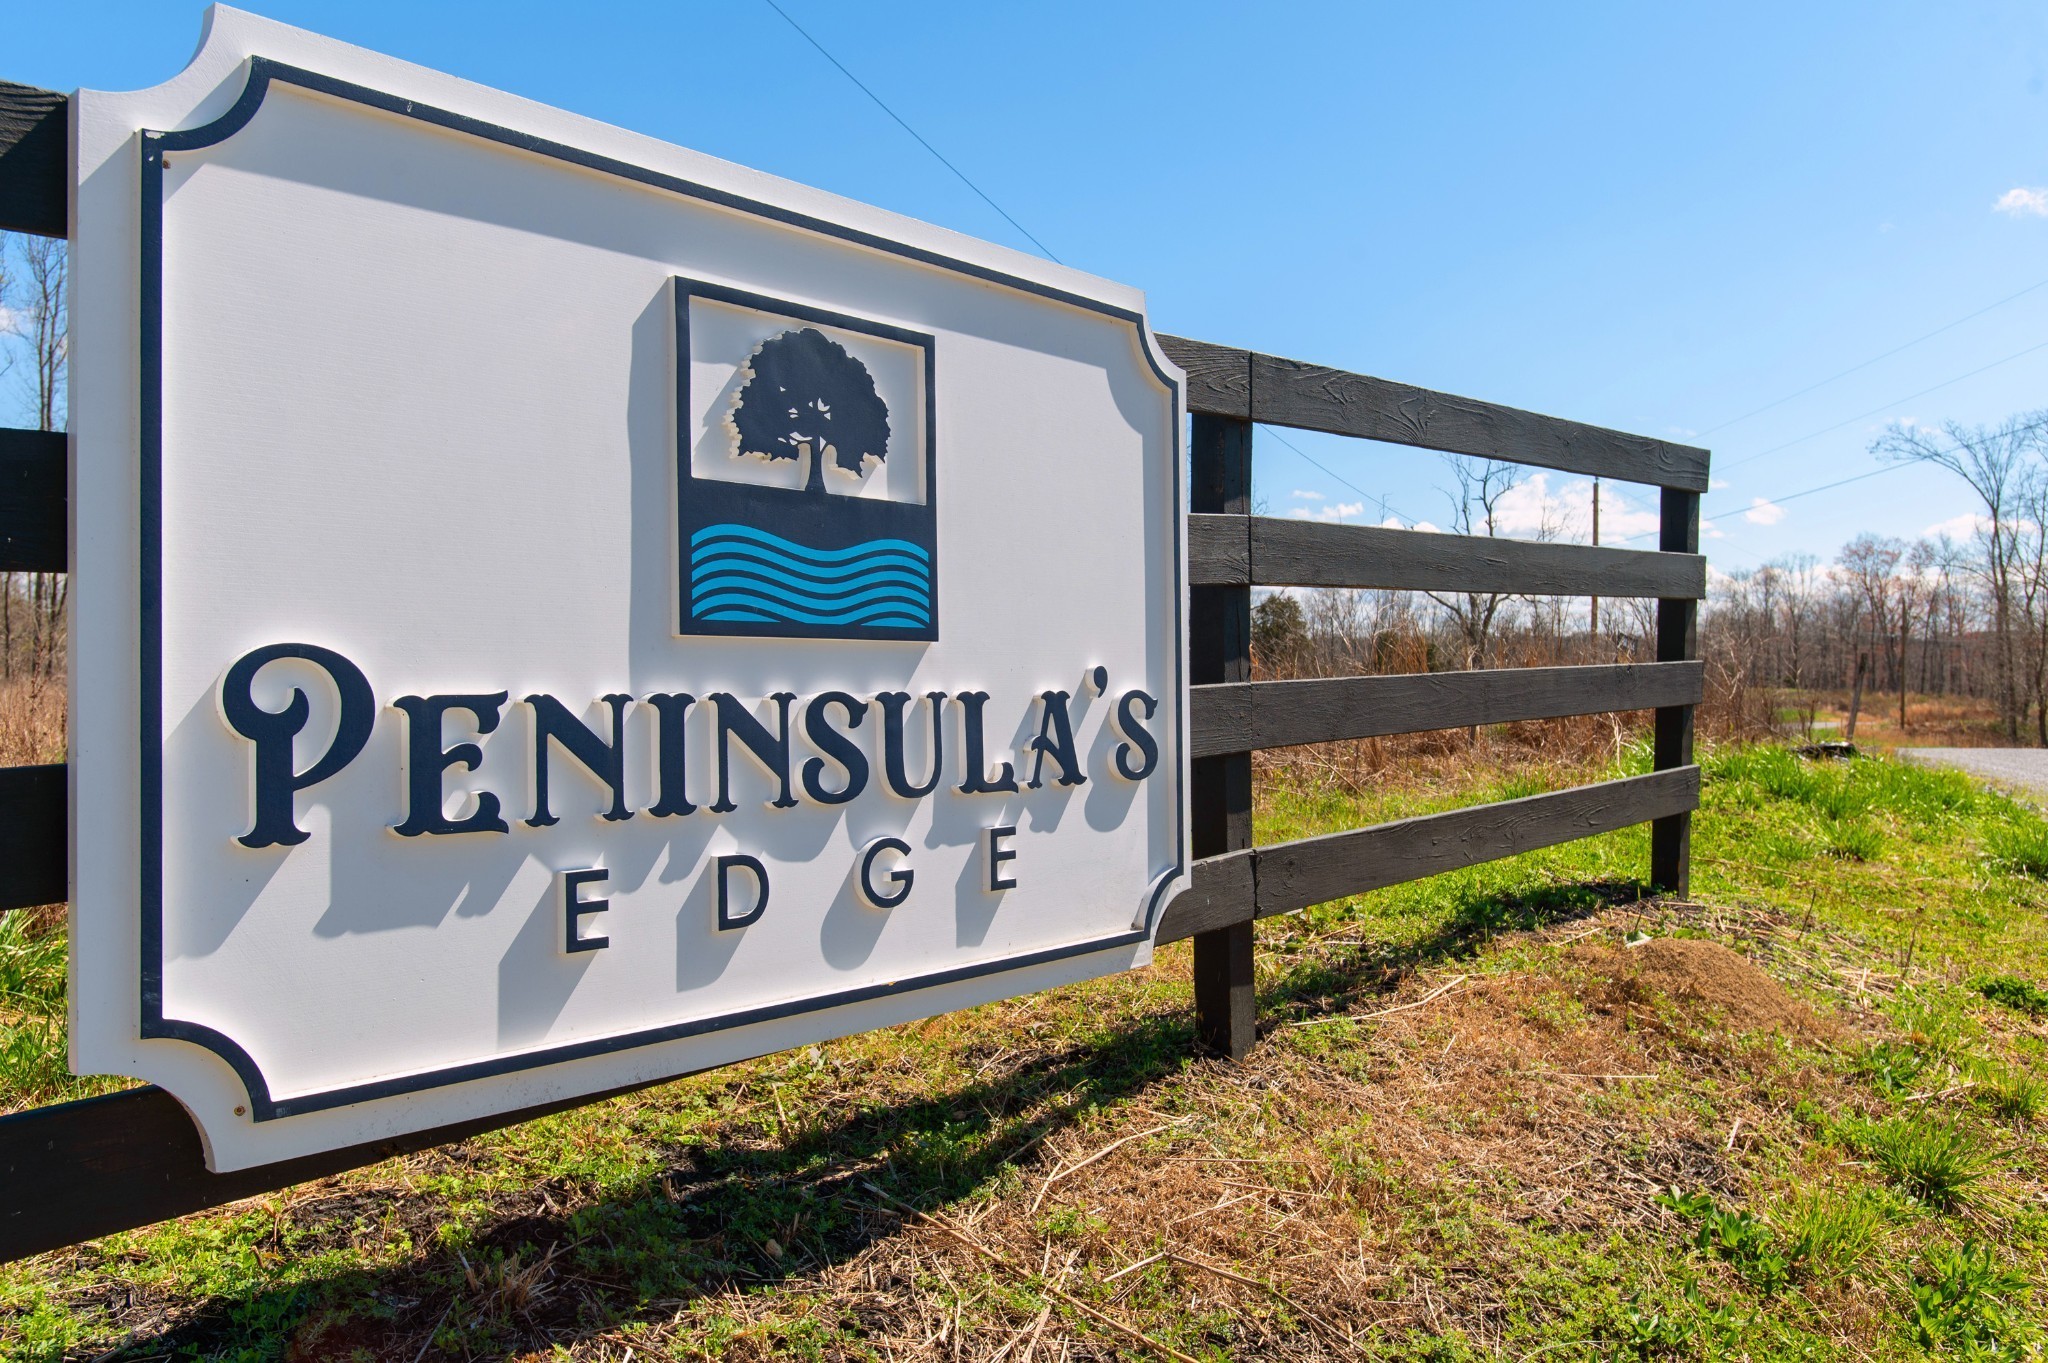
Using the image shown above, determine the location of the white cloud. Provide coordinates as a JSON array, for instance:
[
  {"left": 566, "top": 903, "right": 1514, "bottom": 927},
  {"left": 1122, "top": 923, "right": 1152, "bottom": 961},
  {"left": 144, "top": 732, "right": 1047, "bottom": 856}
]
[
  {"left": 1410, "top": 520, "right": 1441, "bottom": 534},
  {"left": 1289, "top": 489, "right": 1324, "bottom": 501},
  {"left": 0, "top": 304, "right": 18, "bottom": 336},
  {"left": 1743, "top": 497, "right": 1785, "bottom": 526},
  {"left": 1702, "top": 518, "right": 1724, "bottom": 540},
  {"left": 1710, "top": 479, "right": 1729, "bottom": 491},
  {"left": 1924, "top": 511, "right": 1989, "bottom": 540},
  {"left": 1488, "top": 472, "right": 1659, "bottom": 542},
  {"left": 1667, "top": 425, "right": 1699, "bottom": 439},
  {"left": 1289, "top": 500, "right": 1365, "bottom": 524},
  {"left": 1995, "top": 187, "right": 2048, "bottom": 218}
]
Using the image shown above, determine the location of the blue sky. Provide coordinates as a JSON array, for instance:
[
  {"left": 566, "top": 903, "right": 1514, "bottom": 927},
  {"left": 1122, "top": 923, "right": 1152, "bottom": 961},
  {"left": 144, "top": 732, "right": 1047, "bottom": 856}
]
[{"left": 9, "top": 2, "right": 2048, "bottom": 572}]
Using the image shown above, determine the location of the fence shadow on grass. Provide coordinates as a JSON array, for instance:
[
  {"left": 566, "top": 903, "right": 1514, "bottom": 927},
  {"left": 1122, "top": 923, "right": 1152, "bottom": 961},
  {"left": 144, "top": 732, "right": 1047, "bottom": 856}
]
[{"left": 96, "top": 874, "right": 1645, "bottom": 1361}]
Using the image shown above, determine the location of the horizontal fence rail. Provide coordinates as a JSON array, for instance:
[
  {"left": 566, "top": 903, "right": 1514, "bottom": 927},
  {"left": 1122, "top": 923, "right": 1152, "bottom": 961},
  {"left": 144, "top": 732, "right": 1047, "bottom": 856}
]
[
  {"left": 1158, "top": 335, "right": 1711, "bottom": 493},
  {"left": 0, "top": 429, "right": 66, "bottom": 573},
  {"left": 0, "top": 81, "right": 65, "bottom": 237},
  {"left": 1188, "top": 513, "right": 1706, "bottom": 598},
  {"left": 1189, "top": 661, "right": 1704, "bottom": 759},
  {"left": 0, "top": 1075, "right": 674, "bottom": 1262},
  {"left": 0, "top": 79, "right": 1704, "bottom": 1266},
  {"left": 0, "top": 763, "right": 65, "bottom": 911},
  {"left": 1156, "top": 766, "right": 1699, "bottom": 942}
]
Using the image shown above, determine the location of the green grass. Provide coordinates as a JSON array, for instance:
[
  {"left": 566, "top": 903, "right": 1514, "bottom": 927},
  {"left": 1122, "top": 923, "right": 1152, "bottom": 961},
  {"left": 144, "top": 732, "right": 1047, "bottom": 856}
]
[
  {"left": 6, "top": 742, "right": 2048, "bottom": 1360},
  {"left": 1974, "top": 972, "right": 2048, "bottom": 1017}
]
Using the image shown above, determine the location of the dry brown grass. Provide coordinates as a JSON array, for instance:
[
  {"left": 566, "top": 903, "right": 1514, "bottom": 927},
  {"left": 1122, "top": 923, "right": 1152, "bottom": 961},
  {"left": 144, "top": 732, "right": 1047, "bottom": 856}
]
[
  {"left": 69, "top": 893, "right": 1897, "bottom": 1362},
  {"left": 0, "top": 678, "right": 65, "bottom": 766}
]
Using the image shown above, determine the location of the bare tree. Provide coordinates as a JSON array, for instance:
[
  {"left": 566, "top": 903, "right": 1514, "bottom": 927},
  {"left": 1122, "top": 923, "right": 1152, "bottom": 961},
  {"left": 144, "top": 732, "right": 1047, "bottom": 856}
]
[
  {"left": 1424, "top": 458, "right": 1523, "bottom": 671},
  {"left": 1874, "top": 414, "right": 2048, "bottom": 740},
  {"left": 13, "top": 237, "right": 66, "bottom": 683}
]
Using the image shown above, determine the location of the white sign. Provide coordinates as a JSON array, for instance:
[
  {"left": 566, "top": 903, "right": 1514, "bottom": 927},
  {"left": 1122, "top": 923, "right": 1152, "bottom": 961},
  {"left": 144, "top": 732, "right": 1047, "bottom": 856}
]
[{"left": 69, "top": 9, "right": 1186, "bottom": 1171}]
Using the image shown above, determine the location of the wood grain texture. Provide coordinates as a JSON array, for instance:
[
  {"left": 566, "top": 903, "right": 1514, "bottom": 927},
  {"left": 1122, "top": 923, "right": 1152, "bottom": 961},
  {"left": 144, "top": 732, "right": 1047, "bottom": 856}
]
[
  {"left": 1187, "top": 513, "right": 1251, "bottom": 586},
  {"left": 1652, "top": 489, "right": 1702, "bottom": 893},
  {"left": 1187, "top": 414, "right": 1256, "bottom": 1059},
  {"left": 1186, "top": 516, "right": 1706, "bottom": 598},
  {"left": 0, "top": 1072, "right": 694, "bottom": 1263},
  {"left": 1155, "top": 849, "right": 1256, "bottom": 944},
  {"left": 0, "top": 763, "right": 64, "bottom": 912},
  {"left": 1252, "top": 352, "right": 1709, "bottom": 492},
  {"left": 1255, "top": 767, "right": 1700, "bottom": 917},
  {"left": 1157, "top": 334, "right": 1250, "bottom": 420},
  {"left": 0, "top": 83, "right": 66, "bottom": 238},
  {"left": 1189, "top": 661, "right": 1704, "bottom": 759},
  {"left": 0, "top": 429, "right": 65, "bottom": 574}
]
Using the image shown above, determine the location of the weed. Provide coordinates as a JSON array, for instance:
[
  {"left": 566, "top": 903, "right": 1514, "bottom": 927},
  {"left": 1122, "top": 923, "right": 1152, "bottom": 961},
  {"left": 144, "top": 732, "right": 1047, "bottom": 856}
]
[
  {"left": 1777, "top": 1188, "right": 1884, "bottom": 1279},
  {"left": 1908, "top": 1240, "right": 2034, "bottom": 1356},
  {"left": 1818, "top": 817, "right": 1882, "bottom": 861},
  {"left": 1978, "top": 1064, "right": 2045, "bottom": 1127},
  {"left": 1656, "top": 1190, "right": 1801, "bottom": 1293},
  {"left": 1857, "top": 1040, "right": 1926, "bottom": 1097},
  {"left": 1985, "top": 820, "right": 2048, "bottom": 877},
  {"left": 1974, "top": 973, "right": 2048, "bottom": 1018},
  {"left": 1841, "top": 1115, "right": 2000, "bottom": 1210}
]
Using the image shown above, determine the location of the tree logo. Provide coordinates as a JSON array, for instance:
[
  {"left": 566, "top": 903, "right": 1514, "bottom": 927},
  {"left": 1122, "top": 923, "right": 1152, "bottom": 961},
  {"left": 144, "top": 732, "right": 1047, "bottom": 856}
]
[
  {"left": 729, "top": 328, "right": 892, "bottom": 495},
  {"left": 675, "top": 280, "right": 937, "bottom": 643}
]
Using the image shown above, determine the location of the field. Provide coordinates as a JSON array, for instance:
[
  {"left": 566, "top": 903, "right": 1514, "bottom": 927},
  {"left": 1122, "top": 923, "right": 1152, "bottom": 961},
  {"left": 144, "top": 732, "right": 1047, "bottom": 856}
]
[
  {"left": 5, "top": 726, "right": 2048, "bottom": 1359},
  {"left": 1761, "top": 687, "right": 2009, "bottom": 753}
]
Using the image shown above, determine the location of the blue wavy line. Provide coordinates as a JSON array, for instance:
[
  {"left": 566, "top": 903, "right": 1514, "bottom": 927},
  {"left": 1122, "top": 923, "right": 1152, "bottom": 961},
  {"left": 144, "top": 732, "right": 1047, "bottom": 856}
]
[
  {"left": 691, "top": 546, "right": 931, "bottom": 585},
  {"left": 690, "top": 523, "right": 929, "bottom": 565},
  {"left": 703, "top": 609, "right": 926, "bottom": 629},
  {"left": 694, "top": 581, "right": 928, "bottom": 615},
  {"left": 696, "top": 593, "right": 931, "bottom": 626},
  {"left": 691, "top": 570, "right": 929, "bottom": 609}
]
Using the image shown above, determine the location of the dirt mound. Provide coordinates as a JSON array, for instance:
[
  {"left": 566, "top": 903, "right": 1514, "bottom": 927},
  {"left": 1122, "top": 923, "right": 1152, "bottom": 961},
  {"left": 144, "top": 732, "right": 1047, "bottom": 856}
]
[{"left": 1577, "top": 937, "right": 1830, "bottom": 1039}]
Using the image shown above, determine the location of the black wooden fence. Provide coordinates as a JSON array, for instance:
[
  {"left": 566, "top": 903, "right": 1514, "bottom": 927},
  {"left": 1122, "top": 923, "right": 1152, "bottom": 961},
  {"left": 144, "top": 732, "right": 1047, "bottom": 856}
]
[{"left": 0, "top": 80, "right": 1707, "bottom": 1263}]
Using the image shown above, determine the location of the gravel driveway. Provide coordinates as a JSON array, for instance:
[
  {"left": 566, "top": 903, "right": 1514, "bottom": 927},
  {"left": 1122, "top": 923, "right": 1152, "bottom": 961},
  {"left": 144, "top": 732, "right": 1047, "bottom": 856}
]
[{"left": 1898, "top": 748, "right": 2048, "bottom": 800}]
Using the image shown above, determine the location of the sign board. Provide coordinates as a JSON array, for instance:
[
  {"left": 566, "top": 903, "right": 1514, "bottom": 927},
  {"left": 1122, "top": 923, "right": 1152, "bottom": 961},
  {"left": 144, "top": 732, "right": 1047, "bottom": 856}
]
[{"left": 69, "top": 8, "right": 1186, "bottom": 1171}]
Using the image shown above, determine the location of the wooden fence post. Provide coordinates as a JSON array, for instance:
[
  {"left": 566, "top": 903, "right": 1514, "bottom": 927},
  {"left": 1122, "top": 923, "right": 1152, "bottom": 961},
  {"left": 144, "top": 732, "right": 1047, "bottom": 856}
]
[
  {"left": 1650, "top": 487, "right": 1700, "bottom": 895},
  {"left": 1189, "top": 413, "right": 1256, "bottom": 1057}
]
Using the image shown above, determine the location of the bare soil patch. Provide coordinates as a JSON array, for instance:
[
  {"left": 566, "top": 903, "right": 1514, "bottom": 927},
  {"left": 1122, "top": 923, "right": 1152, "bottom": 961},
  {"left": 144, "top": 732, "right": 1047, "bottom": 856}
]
[{"left": 1574, "top": 937, "right": 1837, "bottom": 1042}]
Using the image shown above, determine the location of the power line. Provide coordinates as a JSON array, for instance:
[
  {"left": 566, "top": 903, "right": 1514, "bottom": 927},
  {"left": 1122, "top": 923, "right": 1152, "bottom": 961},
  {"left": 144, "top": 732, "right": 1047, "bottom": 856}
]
[
  {"left": 1617, "top": 462, "right": 1914, "bottom": 546},
  {"left": 759, "top": 0, "right": 1063, "bottom": 263},
  {"left": 1716, "top": 334, "right": 2048, "bottom": 472},
  {"left": 1257, "top": 425, "right": 1413, "bottom": 527},
  {"left": 1699, "top": 273, "right": 2048, "bottom": 437}
]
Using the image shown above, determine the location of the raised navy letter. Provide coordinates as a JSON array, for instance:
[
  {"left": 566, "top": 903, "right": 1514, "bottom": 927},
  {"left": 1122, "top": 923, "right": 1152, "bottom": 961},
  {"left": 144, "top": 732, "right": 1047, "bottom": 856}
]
[
  {"left": 878, "top": 691, "right": 946, "bottom": 798},
  {"left": 1113, "top": 689, "right": 1161, "bottom": 781},
  {"left": 984, "top": 824, "right": 1018, "bottom": 891},
  {"left": 1025, "top": 690, "right": 1086, "bottom": 789},
  {"left": 857, "top": 836, "right": 914, "bottom": 909},
  {"left": 717, "top": 853, "right": 770, "bottom": 929},
  {"left": 561, "top": 867, "right": 610, "bottom": 953},
  {"left": 220, "top": 642, "right": 376, "bottom": 849},
  {"left": 646, "top": 692, "right": 697, "bottom": 817},
  {"left": 526, "top": 694, "right": 634, "bottom": 827},
  {"left": 393, "top": 693, "right": 509, "bottom": 837},
  {"left": 710, "top": 692, "right": 800, "bottom": 812},
  {"left": 801, "top": 690, "right": 870, "bottom": 804},
  {"left": 955, "top": 691, "right": 1019, "bottom": 794}
]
